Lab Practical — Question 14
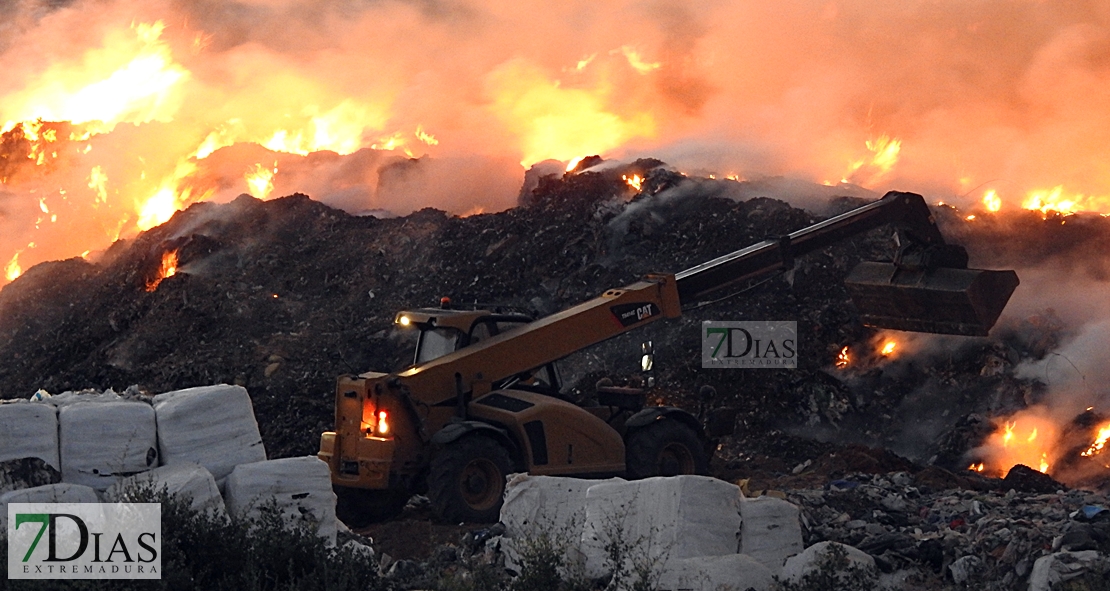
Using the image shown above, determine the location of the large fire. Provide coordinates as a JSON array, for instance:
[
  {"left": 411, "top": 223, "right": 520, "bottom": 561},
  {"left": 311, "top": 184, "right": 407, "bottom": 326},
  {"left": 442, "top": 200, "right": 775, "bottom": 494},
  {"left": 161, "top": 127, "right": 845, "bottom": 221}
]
[{"left": 3, "top": 1, "right": 1110, "bottom": 289}]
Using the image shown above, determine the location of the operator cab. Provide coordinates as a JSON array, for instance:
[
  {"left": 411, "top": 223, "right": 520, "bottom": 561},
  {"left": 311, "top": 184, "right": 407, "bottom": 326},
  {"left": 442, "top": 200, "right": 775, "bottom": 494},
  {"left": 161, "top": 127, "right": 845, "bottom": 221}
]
[{"left": 394, "top": 306, "right": 565, "bottom": 394}]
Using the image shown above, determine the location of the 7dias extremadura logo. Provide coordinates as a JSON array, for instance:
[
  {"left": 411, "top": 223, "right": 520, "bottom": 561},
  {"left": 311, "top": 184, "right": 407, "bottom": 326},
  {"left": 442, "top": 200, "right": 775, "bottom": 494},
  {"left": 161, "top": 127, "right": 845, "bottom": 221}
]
[
  {"left": 702, "top": 321, "right": 797, "bottom": 368},
  {"left": 8, "top": 503, "right": 160, "bottom": 580}
]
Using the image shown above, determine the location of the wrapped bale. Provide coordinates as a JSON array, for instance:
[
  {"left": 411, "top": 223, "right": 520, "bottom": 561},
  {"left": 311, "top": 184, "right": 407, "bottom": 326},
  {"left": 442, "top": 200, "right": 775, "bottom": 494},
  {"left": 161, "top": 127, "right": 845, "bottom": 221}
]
[
  {"left": 59, "top": 400, "right": 158, "bottom": 490},
  {"left": 499, "top": 474, "right": 624, "bottom": 572},
  {"left": 0, "top": 483, "right": 99, "bottom": 528},
  {"left": 223, "top": 456, "right": 337, "bottom": 545},
  {"left": 581, "top": 475, "right": 743, "bottom": 579},
  {"left": 105, "top": 462, "right": 226, "bottom": 519},
  {"left": 658, "top": 554, "right": 774, "bottom": 591},
  {"left": 153, "top": 385, "right": 266, "bottom": 481},
  {"left": 0, "top": 400, "right": 60, "bottom": 469},
  {"left": 740, "top": 495, "right": 804, "bottom": 575},
  {"left": 781, "top": 541, "right": 876, "bottom": 585}
]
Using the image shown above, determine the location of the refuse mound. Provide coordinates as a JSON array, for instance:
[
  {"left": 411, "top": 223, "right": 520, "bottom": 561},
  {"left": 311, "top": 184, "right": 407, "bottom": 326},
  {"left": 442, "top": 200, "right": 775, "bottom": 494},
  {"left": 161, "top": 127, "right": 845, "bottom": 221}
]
[{"left": 0, "top": 159, "right": 1100, "bottom": 494}]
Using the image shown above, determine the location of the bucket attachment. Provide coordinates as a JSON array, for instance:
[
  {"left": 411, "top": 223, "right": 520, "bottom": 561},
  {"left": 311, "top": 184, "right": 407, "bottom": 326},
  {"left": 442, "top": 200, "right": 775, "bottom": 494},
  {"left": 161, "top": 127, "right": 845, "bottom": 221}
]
[{"left": 845, "top": 262, "right": 1019, "bottom": 336}]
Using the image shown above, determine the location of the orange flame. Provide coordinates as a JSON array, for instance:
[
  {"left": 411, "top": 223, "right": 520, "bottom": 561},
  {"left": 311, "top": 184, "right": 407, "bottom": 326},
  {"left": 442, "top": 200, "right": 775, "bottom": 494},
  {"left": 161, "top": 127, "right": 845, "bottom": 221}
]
[
  {"left": 246, "top": 163, "right": 276, "bottom": 199},
  {"left": 145, "top": 249, "right": 179, "bottom": 292},
  {"left": 968, "top": 462, "right": 985, "bottom": 472},
  {"left": 835, "top": 346, "right": 850, "bottom": 369},
  {"left": 1081, "top": 422, "right": 1110, "bottom": 458},
  {"left": 978, "top": 415, "right": 1057, "bottom": 477},
  {"left": 4, "top": 252, "right": 22, "bottom": 282},
  {"left": 982, "top": 190, "right": 1001, "bottom": 212},
  {"left": 623, "top": 174, "right": 644, "bottom": 192},
  {"left": 879, "top": 340, "right": 896, "bottom": 356}
]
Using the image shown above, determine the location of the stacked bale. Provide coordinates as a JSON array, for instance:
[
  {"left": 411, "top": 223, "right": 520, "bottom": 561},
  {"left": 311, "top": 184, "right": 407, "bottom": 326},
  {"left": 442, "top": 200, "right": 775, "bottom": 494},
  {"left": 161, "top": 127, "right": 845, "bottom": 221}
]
[
  {"left": 152, "top": 385, "right": 267, "bottom": 483},
  {"left": 224, "top": 456, "right": 338, "bottom": 545},
  {"left": 58, "top": 399, "right": 158, "bottom": 490}
]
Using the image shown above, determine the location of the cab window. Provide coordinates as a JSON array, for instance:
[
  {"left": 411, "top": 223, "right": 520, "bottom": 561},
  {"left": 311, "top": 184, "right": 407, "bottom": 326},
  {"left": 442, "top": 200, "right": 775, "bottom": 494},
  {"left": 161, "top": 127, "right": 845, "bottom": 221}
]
[{"left": 415, "top": 327, "right": 463, "bottom": 364}]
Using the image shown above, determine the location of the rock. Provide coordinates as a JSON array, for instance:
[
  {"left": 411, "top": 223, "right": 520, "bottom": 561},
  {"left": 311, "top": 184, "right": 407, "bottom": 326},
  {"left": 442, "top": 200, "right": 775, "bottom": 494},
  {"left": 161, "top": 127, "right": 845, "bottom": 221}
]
[
  {"left": 1003, "top": 464, "right": 1064, "bottom": 494},
  {"left": 949, "top": 555, "right": 982, "bottom": 585}
]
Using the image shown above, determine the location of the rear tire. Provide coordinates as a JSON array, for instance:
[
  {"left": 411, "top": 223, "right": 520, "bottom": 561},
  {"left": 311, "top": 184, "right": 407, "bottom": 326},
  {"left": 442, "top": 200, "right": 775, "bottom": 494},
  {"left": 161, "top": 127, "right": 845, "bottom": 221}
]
[
  {"left": 334, "top": 485, "right": 410, "bottom": 528},
  {"left": 429, "top": 436, "right": 513, "bottom": 523},
  {"left": 625, "top": 419, "right": 709, "bottom": 479}
]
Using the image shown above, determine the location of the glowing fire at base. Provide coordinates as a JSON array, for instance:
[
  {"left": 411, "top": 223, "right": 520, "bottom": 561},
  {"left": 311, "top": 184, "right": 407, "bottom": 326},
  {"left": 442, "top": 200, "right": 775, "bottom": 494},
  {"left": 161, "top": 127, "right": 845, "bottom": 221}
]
[
  {"left": 835, "top": 346, "right": 850, "bottom": 369},
  {"left": 4, "top": 252, "right": 22, "bottom": 282},
  {"left": 622, "top": 174, "right": 643, "bottom": 192},
  {"left": 145, "top": 249, "right": 178, "bottom": 292},
  {"left": 1082, "top": 423, "right": 1110, "bottom": 458},
  {"left": 879, "top": 340, "right": 896, "bottom": 356}
]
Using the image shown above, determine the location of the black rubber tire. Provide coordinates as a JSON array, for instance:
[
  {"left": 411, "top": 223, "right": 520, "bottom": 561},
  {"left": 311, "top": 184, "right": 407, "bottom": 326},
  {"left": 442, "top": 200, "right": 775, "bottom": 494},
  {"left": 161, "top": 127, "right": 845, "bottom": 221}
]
[
  {"left": 428, "top": 436, "right": 513, "bottom": 523},
  {"left": 625, "top": 419, "right": 709, "bottom": 479},
  {"left": 334, "top": 485, "right": 410, "bottom": 528}
]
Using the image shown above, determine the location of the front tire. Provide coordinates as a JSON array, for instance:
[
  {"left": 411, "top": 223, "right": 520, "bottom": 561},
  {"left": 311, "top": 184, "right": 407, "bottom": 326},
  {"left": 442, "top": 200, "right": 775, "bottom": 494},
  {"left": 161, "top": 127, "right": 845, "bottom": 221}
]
[
  {"left": 429, "top": 436, "right": 513, "bottom": 523},
  {"left": 625, "top": 419, "right": 709, "bottom": 479}
]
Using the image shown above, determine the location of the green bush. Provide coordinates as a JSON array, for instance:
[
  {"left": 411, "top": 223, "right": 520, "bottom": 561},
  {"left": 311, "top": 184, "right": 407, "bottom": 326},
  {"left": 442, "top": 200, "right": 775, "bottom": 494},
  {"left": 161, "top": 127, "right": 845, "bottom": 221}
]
[{"left": 1, "top": 488, "right": 388, "bottom": 591}]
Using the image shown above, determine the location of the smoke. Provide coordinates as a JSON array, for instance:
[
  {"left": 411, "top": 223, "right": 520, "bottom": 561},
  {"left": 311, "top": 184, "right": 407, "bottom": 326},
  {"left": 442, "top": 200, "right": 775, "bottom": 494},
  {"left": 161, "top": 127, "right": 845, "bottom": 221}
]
[{"left": 5, "top": 0, "right": 1110, "bottom": 290}]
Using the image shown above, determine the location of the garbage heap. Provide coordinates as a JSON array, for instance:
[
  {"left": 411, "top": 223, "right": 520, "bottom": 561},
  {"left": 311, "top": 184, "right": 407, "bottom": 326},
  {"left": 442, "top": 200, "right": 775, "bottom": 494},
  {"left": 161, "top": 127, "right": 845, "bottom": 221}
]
[{"left": 0, "top": 385, "right": 338, "bottom": 544}]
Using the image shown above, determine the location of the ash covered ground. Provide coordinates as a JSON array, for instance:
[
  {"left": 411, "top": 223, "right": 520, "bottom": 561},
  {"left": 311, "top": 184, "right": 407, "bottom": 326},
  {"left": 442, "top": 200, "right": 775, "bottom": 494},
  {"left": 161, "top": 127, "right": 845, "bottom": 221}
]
[{"left": 0, "top": 159, "right": 1105, "bottom": 487}]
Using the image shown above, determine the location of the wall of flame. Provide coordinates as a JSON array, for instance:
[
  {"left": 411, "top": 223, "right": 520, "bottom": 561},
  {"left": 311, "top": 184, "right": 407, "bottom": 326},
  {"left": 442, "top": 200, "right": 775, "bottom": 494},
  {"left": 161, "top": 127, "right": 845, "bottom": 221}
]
[{"left": 5, "top": 0, "right": 1110, "bottom": 284}]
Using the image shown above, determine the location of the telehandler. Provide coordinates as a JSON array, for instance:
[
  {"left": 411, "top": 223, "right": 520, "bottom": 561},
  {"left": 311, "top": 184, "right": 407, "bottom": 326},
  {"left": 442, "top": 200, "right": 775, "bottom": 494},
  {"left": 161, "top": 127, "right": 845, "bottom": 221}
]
[{"left": 319, "top": 191, "right": 1019, "bottom": 525}]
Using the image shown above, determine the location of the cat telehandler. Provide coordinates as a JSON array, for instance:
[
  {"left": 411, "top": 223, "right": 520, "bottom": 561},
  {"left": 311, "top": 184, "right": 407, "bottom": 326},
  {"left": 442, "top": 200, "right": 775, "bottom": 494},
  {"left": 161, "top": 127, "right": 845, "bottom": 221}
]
[{"left": 319, "top": 191, "right": 1019, "bottom": 525}]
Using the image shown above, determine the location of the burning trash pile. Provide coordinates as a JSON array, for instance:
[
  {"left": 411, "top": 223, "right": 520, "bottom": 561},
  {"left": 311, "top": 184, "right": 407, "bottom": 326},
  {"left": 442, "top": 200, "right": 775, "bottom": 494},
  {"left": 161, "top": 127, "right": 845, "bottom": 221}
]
[{"left": 3, "top": 159, "right": 1110, "bottom": 587}]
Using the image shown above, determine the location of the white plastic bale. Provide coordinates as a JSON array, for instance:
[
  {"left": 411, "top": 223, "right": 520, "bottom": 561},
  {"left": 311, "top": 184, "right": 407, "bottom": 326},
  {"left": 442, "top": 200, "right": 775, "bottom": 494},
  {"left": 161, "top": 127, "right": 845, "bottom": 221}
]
[
  {"left": 781, "top": 541, "right": 876, "bottom": 584},
  {"left": 580, "top": 475, "right": 743, "bottom": 579},
  {"left": 657, "top": 554, "right": 775, "bottom": 591},
  {"left": 223, "top": 456, "right": 338, "bottom": 545},
  {"left": 0, "top": 483, "right": 99, "bottom": 529},
  {"left": 153, "top": 385, "right": 266, "bottom": 481},
  {"left": 105, "top": 462, "right": 227, "bottom": 519},
  {"left": 740, "top": 495, "right": 804, "bottom": 576},
  {"left": 499, "top": 474, "right": 624, "bottom": 572},
  {"left": 58, "top": 401, "right": 158, "bottom": 490},
  {"left": 0, "top": 401, "right": 60, "bottom": 469}
]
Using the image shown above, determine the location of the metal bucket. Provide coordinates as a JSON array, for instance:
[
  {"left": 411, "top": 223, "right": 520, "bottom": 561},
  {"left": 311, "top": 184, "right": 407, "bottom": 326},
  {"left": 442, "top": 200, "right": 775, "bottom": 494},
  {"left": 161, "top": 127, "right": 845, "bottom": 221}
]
[{"left": 844, "top": 262, "right": 1019, "bottom": 336}]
